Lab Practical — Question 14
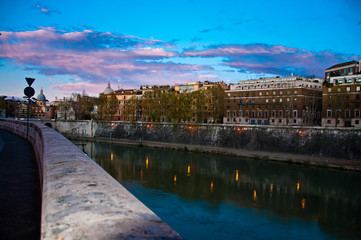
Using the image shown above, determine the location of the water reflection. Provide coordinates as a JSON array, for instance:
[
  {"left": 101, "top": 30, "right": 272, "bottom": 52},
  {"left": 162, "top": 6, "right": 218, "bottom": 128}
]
[{"left": 73, "top": 140, "right": 361, "bottom": 240}]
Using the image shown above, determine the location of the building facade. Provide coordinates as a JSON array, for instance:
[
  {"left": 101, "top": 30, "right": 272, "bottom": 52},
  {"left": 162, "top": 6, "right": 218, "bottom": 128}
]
[
  {"left": 33, "top": 89, "right": 56, "bottom": 119},
  {"left": 224, "top": 76, "right": 323, "bottom": 126},
  {"left": 322, "top": 73, "right": 361, "bottom": 127}
]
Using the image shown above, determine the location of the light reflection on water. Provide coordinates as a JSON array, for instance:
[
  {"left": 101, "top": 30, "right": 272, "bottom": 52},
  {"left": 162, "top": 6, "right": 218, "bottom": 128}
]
[{"left": 73, "top": 140, "right": 361, "bottom": 240}]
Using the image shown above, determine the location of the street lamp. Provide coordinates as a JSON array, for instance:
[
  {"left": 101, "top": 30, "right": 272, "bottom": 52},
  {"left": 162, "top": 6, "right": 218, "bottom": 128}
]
[{"left": 24, "top": 77, "right": 35, "bottom": 139}]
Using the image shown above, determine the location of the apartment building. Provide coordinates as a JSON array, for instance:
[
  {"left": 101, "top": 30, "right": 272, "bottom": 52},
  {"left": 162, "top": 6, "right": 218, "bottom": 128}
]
[
  {"left": 322, "top": 68, "right": 361, "bottom": 127},
  {"left": 325, "top": 60, "right": 360, "bottom": 81},
  {"left": 224, "top": 76, "right": 323, "bottom": 126}
]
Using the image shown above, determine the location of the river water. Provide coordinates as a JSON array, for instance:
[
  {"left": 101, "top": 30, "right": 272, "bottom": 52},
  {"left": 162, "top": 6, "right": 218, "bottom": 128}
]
[{"left": 72, "top": 140, "right": 361, "bottom": 240}]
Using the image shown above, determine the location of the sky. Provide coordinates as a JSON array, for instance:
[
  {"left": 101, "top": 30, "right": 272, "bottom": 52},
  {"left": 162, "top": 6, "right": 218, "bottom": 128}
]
[{"left": 0, "top": 0, "right": 360, "bottom": 101}]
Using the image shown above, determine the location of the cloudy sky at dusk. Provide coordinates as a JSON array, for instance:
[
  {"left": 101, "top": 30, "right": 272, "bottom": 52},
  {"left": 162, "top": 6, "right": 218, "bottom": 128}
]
[{"left": 1, "top": 0, "right": 360, "bottom": 101}]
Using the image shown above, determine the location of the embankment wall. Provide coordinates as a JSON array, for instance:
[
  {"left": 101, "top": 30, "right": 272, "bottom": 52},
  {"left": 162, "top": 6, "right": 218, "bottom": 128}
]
[
  {"left": 0, "top": 119, "right": 181, "bottom": 240},
  {"left": 55, "top": 120, "right": 361, "bottom": 160}
]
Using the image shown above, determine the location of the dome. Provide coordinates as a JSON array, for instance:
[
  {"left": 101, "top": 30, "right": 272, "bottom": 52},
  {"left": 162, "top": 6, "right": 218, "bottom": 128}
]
[
  {"left": 103, "top": 82, "right": 114, "bottom": 94},
  {"left": 37, "top": 89, "right": 47, "bottom": 101}
]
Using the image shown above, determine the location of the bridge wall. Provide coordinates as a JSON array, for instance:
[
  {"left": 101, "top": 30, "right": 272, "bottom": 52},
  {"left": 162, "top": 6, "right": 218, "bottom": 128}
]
[{"left": 0, "top": 119, "right": 181, "bottom": 240}]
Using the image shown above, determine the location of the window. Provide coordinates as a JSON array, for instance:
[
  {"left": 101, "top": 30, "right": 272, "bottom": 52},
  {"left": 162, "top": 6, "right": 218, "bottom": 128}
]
[
  {"left": 328, "top": 88, "right": 331, "bottom": 93},
  {"left": 327, "top": 110, "right": 332, "bottom": 118},
  {"left": 356, "top": 120, "right": 360, "bottom": 124},
  {"left": 278, "top": 110, "right": 283, "bottom": 117},
  {"left": 345, "top": 110, "right": 350, "bottom": 118},
  {"left": 347, "top": 87, "right": 351, "bottom": 92},
  {"left": 272, "top": 110, "right": 276, "bottom": 117},
  {"left": 357, "top": 86, "right": 360, "bottom": 92},
  {"left": 355, "top": 109, "right": 360, "bottom": 118},
  {"left": 259, "top": 92, "right": 262, "bottom": 96},
  {"left": 294, "top": 90, "right": 298, "bottom": 94},
  {"left": 279, "top": 98, "right": 283, "bottom": 103},
  {"left": 280, "top": 91, "right": 283, "bottom": 95},
  {"left": 293, "top": 110, "right": 298, "bottom": 118},
  {"left": 266, "top": 99, "right": 269, "bottom": 103}
]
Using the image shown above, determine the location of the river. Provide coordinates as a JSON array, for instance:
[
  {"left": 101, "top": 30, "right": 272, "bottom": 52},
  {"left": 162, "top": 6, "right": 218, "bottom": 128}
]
[{"left": 72, "top": 140, "right": 361, "bottom": 240}]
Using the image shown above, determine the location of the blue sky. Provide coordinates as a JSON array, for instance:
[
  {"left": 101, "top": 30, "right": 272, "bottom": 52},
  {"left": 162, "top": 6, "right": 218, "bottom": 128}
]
[{"left": 1, "top": 0, "right": 360, "bottom": 101}]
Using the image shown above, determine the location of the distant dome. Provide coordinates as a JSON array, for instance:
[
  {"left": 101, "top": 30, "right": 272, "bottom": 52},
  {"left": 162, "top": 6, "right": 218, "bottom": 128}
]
[
  {"left": 37, "top": 89, "right": 47, "bottom": 101},
  {"left": 103, "top": 82, "right": 114, "bottom": 94}
]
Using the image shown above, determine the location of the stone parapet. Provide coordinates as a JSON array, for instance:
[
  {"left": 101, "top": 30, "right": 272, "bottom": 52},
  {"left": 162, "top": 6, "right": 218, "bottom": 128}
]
[{"left": 0, "top": 119, "right": 182, "bottom": 240}]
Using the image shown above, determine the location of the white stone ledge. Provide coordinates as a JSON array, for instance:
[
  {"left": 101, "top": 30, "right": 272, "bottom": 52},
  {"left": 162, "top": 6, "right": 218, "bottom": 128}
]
[{"left": 0, "top": 119, "right": 182, "bottom": 240}]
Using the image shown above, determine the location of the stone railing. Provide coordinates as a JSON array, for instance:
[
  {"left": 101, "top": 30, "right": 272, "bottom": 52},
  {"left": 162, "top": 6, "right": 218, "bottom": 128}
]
[{"left": 0, "top": 119, "right": 181, "bottom": 240}]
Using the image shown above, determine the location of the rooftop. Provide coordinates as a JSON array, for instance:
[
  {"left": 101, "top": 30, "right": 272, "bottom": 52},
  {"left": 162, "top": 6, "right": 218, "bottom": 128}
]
[{"left": 326, "top": 60, "right": 359, "bottom": 71}]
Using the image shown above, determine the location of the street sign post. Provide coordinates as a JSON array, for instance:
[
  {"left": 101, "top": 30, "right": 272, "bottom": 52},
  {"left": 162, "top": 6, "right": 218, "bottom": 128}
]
[{"left": 24, "top": 78, "right": 35, "bottom": 139}]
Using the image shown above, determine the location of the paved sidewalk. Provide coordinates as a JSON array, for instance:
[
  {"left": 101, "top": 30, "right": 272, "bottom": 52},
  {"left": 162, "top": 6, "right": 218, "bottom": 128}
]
[{"left": 0, "top": 129, "right": 41, "bottom": 240}]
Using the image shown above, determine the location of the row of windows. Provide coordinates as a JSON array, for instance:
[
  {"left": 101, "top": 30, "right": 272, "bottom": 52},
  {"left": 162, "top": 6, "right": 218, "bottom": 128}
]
[
  {"left": 328, "top": 86, "right": 361, "bottom": 92},
  {"left": 227, "top": 110, "right": 298, "bottom": 118},
  {"left": 225, "top": 118, "right": 300, "bottom": 124},
  {"left": 227, "top": 98, "right": 299, "bottom": 105},
  {"left": 326, "top": 109, "right": 360, "bottom": 118},
  {"left": 234, "top": 83, "right": 321, "bottom": 90},
  {"left": 228, "top": 90, "right": 299, "bottom": 97}
]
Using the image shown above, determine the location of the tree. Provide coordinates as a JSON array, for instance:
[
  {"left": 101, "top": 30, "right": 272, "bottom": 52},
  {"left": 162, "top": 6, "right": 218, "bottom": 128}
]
[
  {"left": 122, "top": 98, "right": 139, "bottom": 121},
  {"left": 96, "top": 94, "right": 108, "bottom": 121},
  {"left": 208, "top": 85, "right": 225, "bottom": 123},
  {"left": 303, "top": 91, "right": 322, "bottom": 126},
  {"left": 57, "top": 99, "right": 73, "bottom": 120},
  {"left": 107, "top": 92, "right": 118, "bottom": 121},
  {"left": 324, "top": 87, "right": 350, "bottom": 127}
]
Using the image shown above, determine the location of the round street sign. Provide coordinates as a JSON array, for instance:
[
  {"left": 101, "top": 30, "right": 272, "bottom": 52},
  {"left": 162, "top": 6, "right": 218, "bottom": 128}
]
[{"left": 24, "top": 86, "right": 35, "bottom": 98}]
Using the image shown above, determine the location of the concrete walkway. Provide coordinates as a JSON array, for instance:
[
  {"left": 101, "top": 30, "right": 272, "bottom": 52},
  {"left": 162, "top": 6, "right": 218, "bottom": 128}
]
[
  {"left": 0, "top": 129, "right": 41, "bottom": 240},
  {"left": 75, "top": 136, "right": 361, "bottom": 172}
]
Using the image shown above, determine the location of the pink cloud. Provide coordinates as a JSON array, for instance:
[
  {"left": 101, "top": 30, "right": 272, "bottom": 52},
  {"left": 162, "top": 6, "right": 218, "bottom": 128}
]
[
  {"left": 182, "top": 44, "right": 360, "bottom": 77},
  {"left": 0, "top": 28, "right": 212, "bottom": 90},
  {"left": 50, "top": 83, "right": 104, "bottom": 94}
]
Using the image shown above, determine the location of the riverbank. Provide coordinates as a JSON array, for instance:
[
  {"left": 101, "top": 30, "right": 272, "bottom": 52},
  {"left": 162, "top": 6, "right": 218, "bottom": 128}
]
[{"left": 67, "top": 135, "right": 361, "bottom": 172}]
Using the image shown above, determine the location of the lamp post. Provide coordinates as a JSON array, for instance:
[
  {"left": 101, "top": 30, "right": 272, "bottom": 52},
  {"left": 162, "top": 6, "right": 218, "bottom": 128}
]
[{"left": 24, "top": 78, "right": 35, "bottom": 139}]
